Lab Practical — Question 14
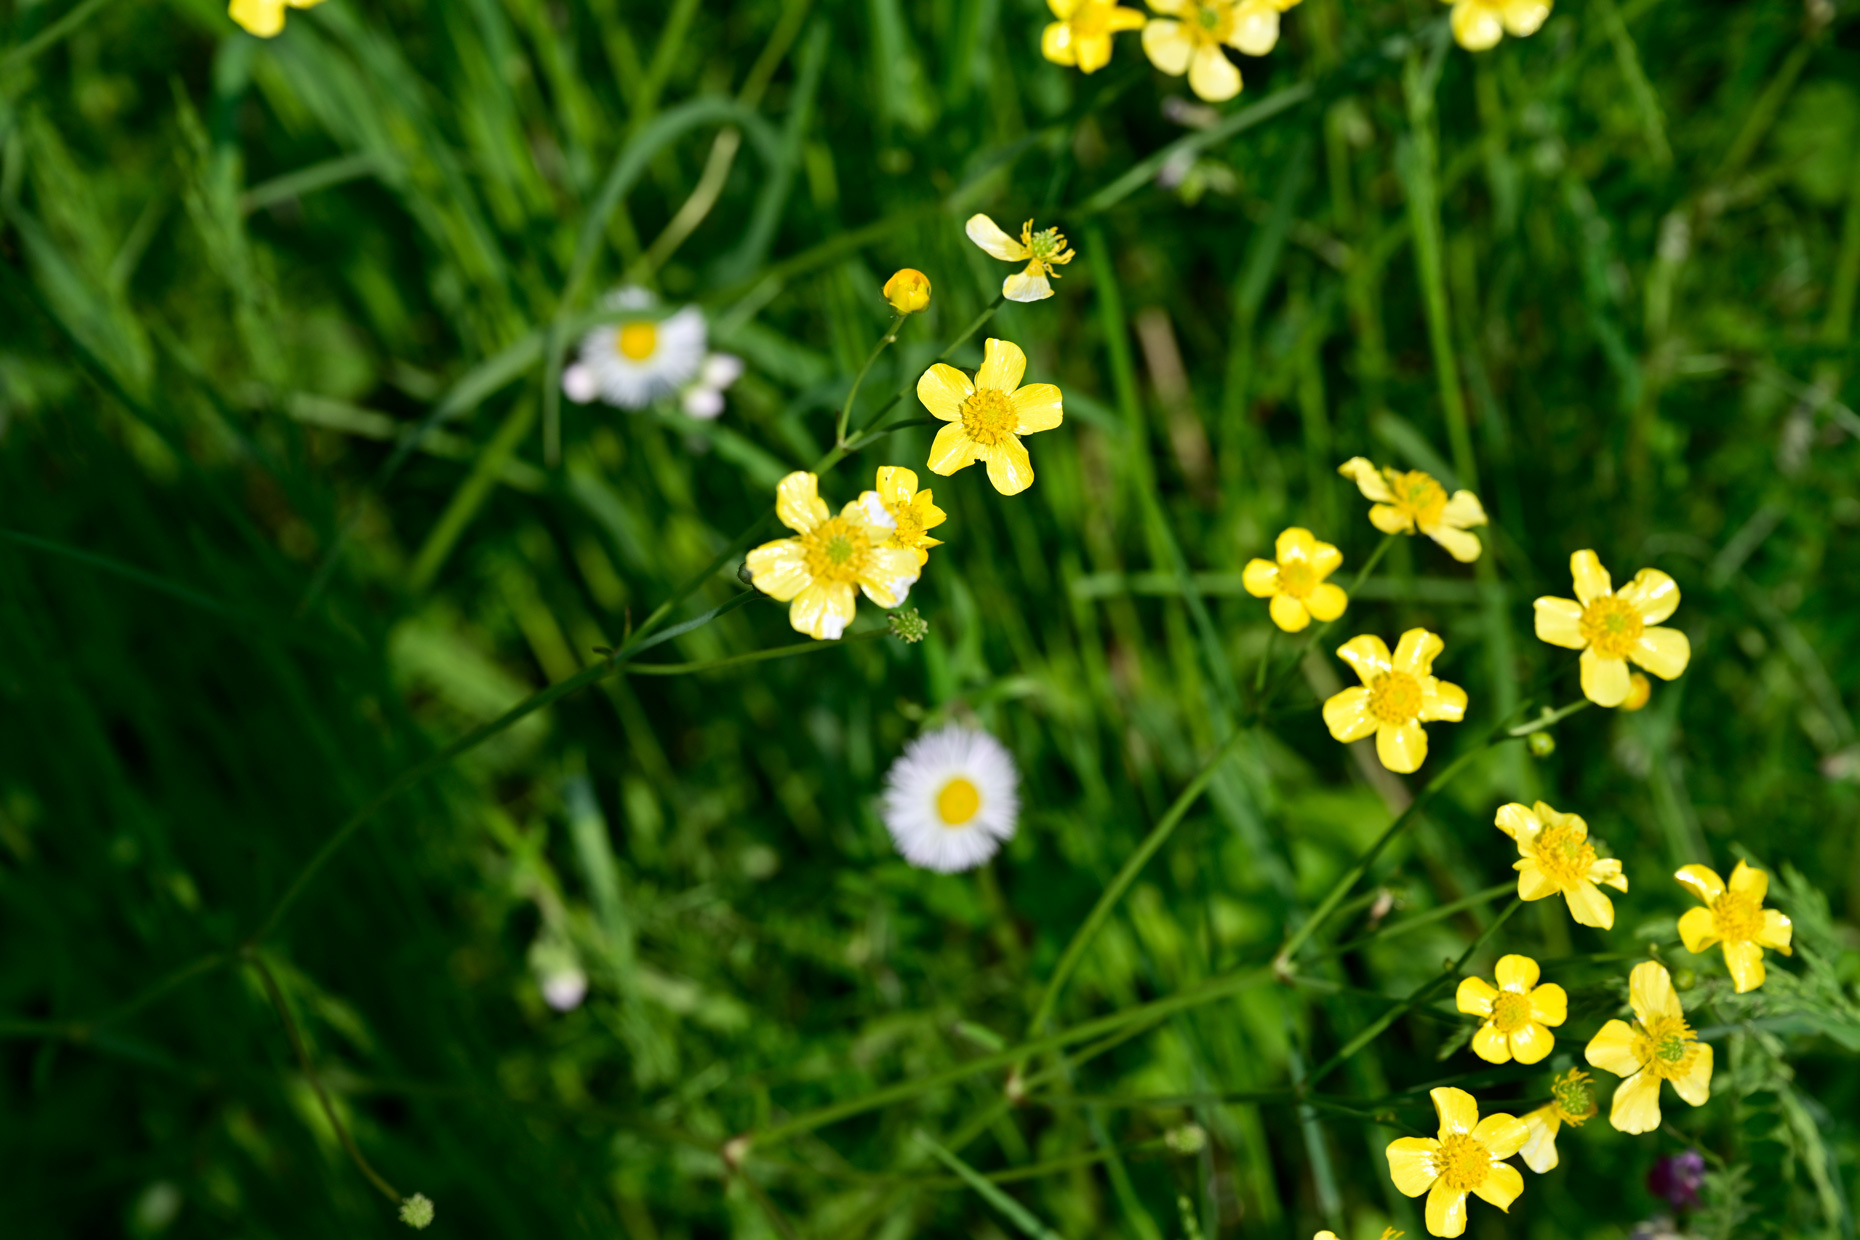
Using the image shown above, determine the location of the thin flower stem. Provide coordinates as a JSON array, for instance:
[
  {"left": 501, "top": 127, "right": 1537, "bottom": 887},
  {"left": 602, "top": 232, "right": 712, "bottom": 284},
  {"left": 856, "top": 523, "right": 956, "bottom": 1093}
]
[
  {"left": 835, "top": 313, "right": 907, "bottom": 447},
  {"left": 623, "top": 629, "right": 885, "bottom": 674}
]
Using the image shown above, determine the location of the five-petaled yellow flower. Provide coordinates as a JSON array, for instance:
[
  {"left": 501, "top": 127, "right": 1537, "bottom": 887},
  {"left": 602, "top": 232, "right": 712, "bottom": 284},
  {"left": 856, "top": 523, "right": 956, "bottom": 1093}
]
[
  {"left": 1385, "top": 1087, "right": 1527, "bottom": 1238},
  {"left": 1243, "top": 527, "right": 1348, "bottom": 632},
  {"left": 1443, "top": 0, "right": 1550, "bottom": 51},
  {"left": 965, "top": 214, "right": 1077, "bottom": 302},
  {"left": 867, "top": 467, "right": 947, "bottom": 567},
  {"left": 1518, "top": 1069, "right": 1597, "bottom": 1174},
  {"left": 1676, "top": 859, "right": 1793, "bottom": 994},
  {"left": 1585, "top": 961, "right": 1712, "bottom": 1135},
  {"left": 1495, "top": 800, "right": 1627, "bottom": 929},
  {"left": 1042, "top": 0, "right": 1148, "bottom": 73},
  {"left": 1337, "top": 458, "right": 1488, "bottom": 563},
  {"left": 917, "top": 338, "right": 1064, "bottom": 496},
  {"left": 1323, "top": 629, "right": 1466, "bottom": 774},
  {"left": 1456, "top": 954, "right": 1567, "bottom": 1065},
  {"left": 1140, "top": 0, "right": 1291, "bottom": 103},
  {"left": 230, "top": 0, "right": 324, "bottom": 36},
  {"left": 746, "top": 472, "right": 920, "bottom": 641},
  {"left": 1534, "top": 550, "right": 1690, "bottom": 709},
  {"left": 882, "top": 269, "right": 931, "bottom": 315}
]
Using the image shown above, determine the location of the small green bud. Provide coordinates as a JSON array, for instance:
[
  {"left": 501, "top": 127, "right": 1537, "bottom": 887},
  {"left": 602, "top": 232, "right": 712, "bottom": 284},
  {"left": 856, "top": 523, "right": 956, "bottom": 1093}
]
[
  {"left": 1164, "top": 1123, "right": 1207, "bottom": 1154},
  {"left": 1526, "top": 730, "right": 1556, "bottom": 758},
  {"left": 888, "top": 607, "right": 929, "bottom": 643},
  {"left": 399, "top": 1194, "right": 435, "bottom": 1230},
  {"left": 1671, "top": 967, "right": 1697, "bottom": 992}
]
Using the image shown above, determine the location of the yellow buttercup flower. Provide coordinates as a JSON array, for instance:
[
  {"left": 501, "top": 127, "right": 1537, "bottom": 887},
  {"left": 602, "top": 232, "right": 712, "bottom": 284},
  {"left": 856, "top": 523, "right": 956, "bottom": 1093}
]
[
  {"left": 1534, "top": 550, "right": 1690, "bottom": 708},
  {"left": 964, "top": 215, "right": 1077, "bottom": 302},
  {"left": 1675, "top": 859, "right": 1793, "bottom": 994},
  {"left": 229, "top": 0, "right": 323, "bottom": 36},
  {"left": 882, "top": 269, "right": 931, "bottom": 315},
  {"left": 1586, "top": 961, "right": 1712, "bottom": 1134},
  {"left": 1385, "top": 1087, "right": 1527, "bottom": 1238},
  {"left": 1042, "top": 0, "right": 1147, "bottom": 73},
  {"left": 1243, "top": 527, "right": 1348, "bottom": 632},
  {"left": 1139, "top": 0, "right": 1292, "bottom": 102},
  {"left": 1518, "top": 1069, "right": 1597, "bottom": 1174},
  {"left": 1337, "top": 458, "right": 1487, "bottom": 562},
  {"left": 745, "top": 472, "right": 921, "bottom": 641},
  {"left": 867, "top": 466, "right": 947, "bottom": 567},
  {"left": 1443, "top": 0, "right": 1550, "bottom": 51},
  {"left": 1322, "top": 629, "right": 1466, "bottom": 774},
  {"left": 1456, "top": 954, "right": 1567, "bottom": 1066},
  {"left": 1494, "top": 801, "right": 1627, "bottom": 929},
  {"left": 916, "top": 338, "right": 1064, "bottom": 496}
]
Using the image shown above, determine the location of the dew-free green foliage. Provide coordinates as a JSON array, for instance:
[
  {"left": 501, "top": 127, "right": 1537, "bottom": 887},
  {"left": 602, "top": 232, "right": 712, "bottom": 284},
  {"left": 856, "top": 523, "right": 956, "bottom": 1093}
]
[{"left": 1, "top": 0, "right": 1857, "bottom": 1238}]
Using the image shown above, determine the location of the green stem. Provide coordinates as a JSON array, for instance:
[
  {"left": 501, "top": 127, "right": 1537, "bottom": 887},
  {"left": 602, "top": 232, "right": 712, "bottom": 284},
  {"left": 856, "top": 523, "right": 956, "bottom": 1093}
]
[
  {"left": 836, "top": 313, "right": 907, "bottom": 447},
  {"left": 623, "top": 629, "right": 884, "bottom": 675}
]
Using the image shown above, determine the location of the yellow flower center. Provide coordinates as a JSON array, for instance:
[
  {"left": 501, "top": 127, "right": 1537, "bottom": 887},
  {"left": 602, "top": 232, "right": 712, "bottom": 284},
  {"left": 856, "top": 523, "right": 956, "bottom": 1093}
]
[
  {"left": 1389, "top": 470, "right": 1448, "bottom": 526},
  {"left": 1277, "top": 560, "right": 1318, "bottom": 598},
  {"left": 1434, "top": 1133, "right": 1492, "bottom": 1194},
  {"left": 936, "top": 776, "right": 982, "bottom": 826},
  {"left": 1491, "top": 991, "right": 1533, "bottom": 1034},
  {"left": 801, "top": 517, "right": 871, "bottom": 585},
  {"left": 1638, "top": 1014, "right": 1700, "bottom": 1081},
  {"left": 1186, "top": 0, "right": 1234, "bottom": 40},
  {"left": 617, "top": 321, "right": 658, "bottom": 361},
  {"left": 1367, "top": 671, "right": 1423, "bottom": 724},
  {"left": 1579, "top": 594, "right": 1644, "bottom": 659},
  {"left": 1018, "top": 220, "right": 1075, "bottom": 277},
  {"left": 960, "top": 387, "right": 1018, "bottom": 446},
  {"left": 890, "top": 501, "right": 926, "bottom": 544},
  {"left": 1530, "top": 821, "right": 1597, "bottom": 890},
  {"left": 1551, "top": 1069, "right": 1596, "bottom": 1125},
  {"left": 1709, "top": 890, "right": 1763, "bottom": 943}
]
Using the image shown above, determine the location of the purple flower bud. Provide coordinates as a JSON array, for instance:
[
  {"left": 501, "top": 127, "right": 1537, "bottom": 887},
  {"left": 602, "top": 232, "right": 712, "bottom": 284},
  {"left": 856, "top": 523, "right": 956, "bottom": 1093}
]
[{"left": 1647, "top": 1149, "right": 1706, "bottom": 1211}]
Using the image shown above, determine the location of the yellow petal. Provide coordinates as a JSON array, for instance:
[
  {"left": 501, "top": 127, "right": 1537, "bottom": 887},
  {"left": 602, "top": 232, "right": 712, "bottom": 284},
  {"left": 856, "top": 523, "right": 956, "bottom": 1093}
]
[
  {"left": 1728, "top": 859, "right": 1768, "bottom": 902},
  {"left": 1493, "top": 954, "right": 1539, "bottom": 991},
  {"left": 1590, "top": 856, "right": 1629, "bottom": 893},
  {"left": 1140, "top": 18, "right": 1194, "bottom": 74},
  {"left": 1580, "top": 648, "right": 1631, "bottom": 707},
  {"left": 1631, "top": 626, "right": 1690, "bottom": 680},
  {"left": 1472, "top": 1112, "right": 1528, "bottom": 1159},
  {"left": 1723, "top": 940, "right": 1766, "bottom": 993},
  {"left": 1074, "top": 30, "right": 1116, "bottom": 72},
  {"left": 965, "top": 214, "right": 1029, "bottom": 261},
  {"left": 1528, "top": 982, "right": 1568, "bottom": 1027},
  {"left": 1322, "top": 686, "right": 1378, "bottom": 742},
  {"left": 875, "top": 465, "right": 918, "bottom": 505},
  {"left": 1425, "top": 1182, "right": 1469, "bottom": 1238},
  {"left": 775, "top": 470, "right": 829, "bottom": 534},
  {"left": 1470, "top": 1023, "right": 1513, "bottom": 1064},
  {"left": 1608, "top": 1069, "right": 1663, "bottom": 1134},
  {"left": 1392, "top": 627, "right": 1445, "bottom": 676},
  {"left": 1570, "top": 549, "right": 1613, "bottom": 606},
  {"left": 927, "top": 423, "right": 979, "bottom": 476},
  {"left": 1306, "top": 582, "right": 1349, "bottom": 622},
  {"left": 1010, "top": 382, "right": 1064, "bottom": 434},
  {"left": 1369, "top": 503, "right": 1415, "bottom": 535},
  {"left": 790, "top": 581, "right": 856, "bottom": 641},
  {"left": 982, "top": 436, "right": 1035, "bottom": 496},
  {"left": 1048, "top": 0, "right": 1079, "bottom": 18},
  {"left": 1533, "top": 596, "right": 1586, "bottom": 649},
  {"left": 1628, "top": 960, "right": 1681, "bottom": 1025},
  {"left": 1242, "top": 558, "right": 1281, "bottom": 598},
  {"left": 859, "top": 543, "right": 921, "bottom": 609},
  {"left": 1439, "top": 489, "right": 1488, "bottom": 530},
  {"left": 1678, "top": 906, "right": 1721, "bottom": 954},
  {"left": 1228, "top": 0, "right": 1280, "bottom": 54},
  {"left": 1427, "top": 524, "right": 1483, "bottom": 562},
  {"left": 1148, "top": 0, "right": 1190, "bottom": 12},
  {"left": 1757, "top": 908, "right": 1793, "bottom": 953},
  {"left": 1432, "top": 1087, "right": 1480, "bottom": 1138},
  {"left": 1376, "top": 720, "right": 1428, "bottom": 773},
  {"left": 1187, "top": 42, "right": 1241, "bottom": 102},
  {"left": 1269, "top": 593, "right": 1312, "bottom": 632},
  {"left": 1385, "top": 1137, "right": 1440, "bottom": 1197},
  {"left": 917, "top": 363, "right": 974, "bottom": 421},
  {"left": 1335, "top": 633, "right": 1394, "bottom": 683},
  {"left": 1509, "top": 1021, "right": 1555, "bottom": 1065},
  {"left": 1276, "top": 526, "right": 1318, "bottom": 562},
  {"left": 1674, "top": 863, "right": 1726, "bottom": 903},
  {"left": 1520, "top": 1107, "right": 1561, "bottom": 1174},
  {"left": 1499, "top": 0, "right": 1550, "bottom": 33},
  {"left": 1308, "top": 538, "right": 1344, "bottom": 578},
  {"left": 976, "top": 338, "right": 1028, "bottom": 393},
  {"left": 1671, "top": 1041, "right": 1713, "bottom": 1106},
  {"left": 1516, "top": 861, "right": 1559, "bottom": 903},
  {"left": 1041, "top": 19, "right": 1079, "bottom": 64},
  {"left": 1494, "top": 802, "right": 1540, "bottom": 844},
  {"left": 1471, "top": 1159, "right": 1523, "bottom": 1212},
  {"left": 1456, "top": 975, "right": 1499, "bottom": 1016},
  {"left": 1563, "top": 877, "right": 1615, "bottom": 929},
  {"left": 1585, "top": 1020, "right": 1643, "bottom": 1078},
  {"left": 1108, "top": 3, "right": 1148, "bottom": 28},
  {"left": 1419, "top": 678, "right": 1467, "bottom": 722},
  {"left": 1002, "top": 268, "right": 1055, "bottom": 302},
  {"left": 230, "top": 0, "right": 288, "bottom": 36},
  {"left": 1338, "top": 457, "right": 1394, "bottom": 501},
  {"left": 1617, "top": 566, "right": 1680, "bottom": 625},
  {"left": 745, "top": 539, "right": 811, "bottom": 601}
]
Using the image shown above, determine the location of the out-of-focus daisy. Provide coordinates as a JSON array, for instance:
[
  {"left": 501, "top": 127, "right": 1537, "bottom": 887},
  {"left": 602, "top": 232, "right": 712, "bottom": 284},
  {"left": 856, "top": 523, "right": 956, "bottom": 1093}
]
[
  {"left": 965, "top": 214, "right": 1076, "bottom": 302},
  {"left": 1337, "top": 457, "right": 1488, "bottom": 562},
  {"left": 681, "top": 353, "right": 745, "bottom": 420},
  {"left": 562, "top": 288, "right": 707, "bottom": 410},
  {"left": 881, "top": 725, "right": 1020, "bottom": 872},
  {"left": 745, "top": 472, "right": 919, "bottom": 641},
  {"left": 1534, "top": 550, "right": 1689, "bottom": 709},
  {"left": 1443, "top": 0, "right": 1550, "bottom": 51},
  {"left": 1042, "top": 0, "right": 1148, "bottom": 73},
  {"left": 230, "top": 0, "right": 323, "bottom": 37}
]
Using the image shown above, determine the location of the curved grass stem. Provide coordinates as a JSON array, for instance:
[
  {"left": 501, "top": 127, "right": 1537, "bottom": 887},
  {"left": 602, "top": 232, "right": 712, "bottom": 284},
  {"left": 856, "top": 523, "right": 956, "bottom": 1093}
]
[{"left": 835, "top": 313, "right": 907, "bottom": 447}]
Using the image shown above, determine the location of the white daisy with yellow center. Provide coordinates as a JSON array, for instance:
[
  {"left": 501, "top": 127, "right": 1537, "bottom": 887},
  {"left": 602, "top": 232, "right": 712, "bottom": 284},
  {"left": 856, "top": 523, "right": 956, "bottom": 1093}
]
[
  {"left": 562, "top": 288, "right": 708, "bottom": 410},
  {"left": 881, "top": 725, "right": 1020, "bottom": 873}
]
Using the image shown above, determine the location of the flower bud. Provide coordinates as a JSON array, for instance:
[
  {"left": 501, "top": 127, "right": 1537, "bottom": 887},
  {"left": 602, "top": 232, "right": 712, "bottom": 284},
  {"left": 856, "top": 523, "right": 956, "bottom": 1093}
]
[
  {"left": 1526, "top": 730, "right": 1556, "bottom": 758},
  {"left": 399, "top": 1194, "right": 435, "bottom": 1230},
  {"left": 882, "top": 268, "right": 932, "bottom": 314},
  {"left": 888, "top": 607, "right": 929, "bottom": 643},
  {"left": 1621, "top": 672, "right": 1652, "bottom": 711}
]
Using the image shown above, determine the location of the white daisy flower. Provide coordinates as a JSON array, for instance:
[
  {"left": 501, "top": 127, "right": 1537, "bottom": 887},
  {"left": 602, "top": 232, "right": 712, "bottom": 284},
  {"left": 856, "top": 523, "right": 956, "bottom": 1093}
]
[
  {"left": 681, "top": 352, "right": 745, "bottom": 420},
  {"left": 562, "top": 287, "right": 707, "bottom": 410},
  {"left": 880, "top": 724, "right": 1020, "bottom": 872}
]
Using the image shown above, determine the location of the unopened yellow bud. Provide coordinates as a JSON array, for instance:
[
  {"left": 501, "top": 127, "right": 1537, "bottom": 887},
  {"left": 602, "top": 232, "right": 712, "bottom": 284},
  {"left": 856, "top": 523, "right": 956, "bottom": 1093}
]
[
  {"left": 1621, "top": 671, "right": 1652, "bottom": 711},
  {"left": 882, "top": 268, "right": 931, "bottom": 314}
]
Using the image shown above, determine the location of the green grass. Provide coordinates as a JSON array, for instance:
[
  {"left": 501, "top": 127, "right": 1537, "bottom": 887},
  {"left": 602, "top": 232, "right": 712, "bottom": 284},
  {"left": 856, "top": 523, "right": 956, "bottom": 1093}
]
[{"left": 2, "top": 0, "right": 1858, "bottom": 1237}]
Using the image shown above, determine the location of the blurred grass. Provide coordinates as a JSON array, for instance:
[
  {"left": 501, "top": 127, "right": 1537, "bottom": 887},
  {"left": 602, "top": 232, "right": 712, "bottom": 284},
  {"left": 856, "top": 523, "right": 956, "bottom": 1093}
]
[{"left": 2, "top": 0, "right": 1859, "bottom": 1237}]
